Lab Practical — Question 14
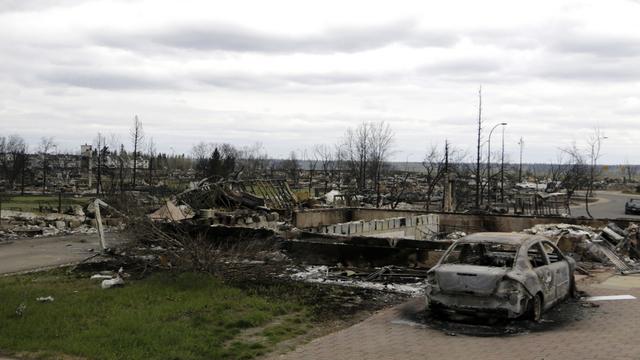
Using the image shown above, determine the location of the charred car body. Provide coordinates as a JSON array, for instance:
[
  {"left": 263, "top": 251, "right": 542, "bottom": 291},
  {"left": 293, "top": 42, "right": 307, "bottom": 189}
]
[
  {"left": 425, "top": 233, "right": 576, "bottom": 321},
  {"left": 625, "top": 199, "right": 640, "bottom": 215}
]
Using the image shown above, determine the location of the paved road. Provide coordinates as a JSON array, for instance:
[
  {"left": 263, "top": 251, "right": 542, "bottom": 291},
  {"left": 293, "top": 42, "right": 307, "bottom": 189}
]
[
  {"left": 272, "top": 276, "right": 640, "bottom": 360},
  {"left": 0, "top": 233, "right": 126, "bottom": 275},
  {"left": 571, "top": 191, "right": 640, "bottom": 219}
]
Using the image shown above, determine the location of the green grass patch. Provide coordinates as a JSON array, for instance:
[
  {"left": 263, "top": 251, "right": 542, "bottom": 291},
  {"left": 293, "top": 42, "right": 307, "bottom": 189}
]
[
  {"left": 2, "top": 195, "right": 90, "bottom": 212},
  {"left": 0, "top": 271, "right": 312, "bottom": 360}
]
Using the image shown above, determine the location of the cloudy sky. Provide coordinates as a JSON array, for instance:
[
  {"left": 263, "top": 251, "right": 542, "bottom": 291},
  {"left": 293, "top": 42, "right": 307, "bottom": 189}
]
[{"left": 1, "top": 0, "right": 640, "bottom": 163}]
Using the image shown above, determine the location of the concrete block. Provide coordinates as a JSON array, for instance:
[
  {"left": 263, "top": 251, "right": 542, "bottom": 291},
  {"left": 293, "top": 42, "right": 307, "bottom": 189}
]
[
  {"left": 69, "top": 219, "right": 82, "bottom": 228},
  {"left": 349, "top": 222, "right": 358, "bottom": 234},
  {"left": 200, "top": 209, "right": 215, "bottom": 218},
  {"left": 106, "top": 218, "right": 123, "bottom": 227}
]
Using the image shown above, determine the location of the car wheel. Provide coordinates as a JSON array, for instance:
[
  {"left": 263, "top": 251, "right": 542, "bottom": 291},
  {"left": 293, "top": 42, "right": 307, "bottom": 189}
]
[
  {"left": 569, "top": 275, "right": 578, "bottom": 298},
  {"left": 530, "top": 294, "right": 543, "bottom": 322},
  {"left": 428, "top": 303, "right": 445, "bottom": 318}
]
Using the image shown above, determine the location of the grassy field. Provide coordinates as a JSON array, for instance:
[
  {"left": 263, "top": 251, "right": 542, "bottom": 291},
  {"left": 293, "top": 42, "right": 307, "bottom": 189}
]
[
  {"left": 0, "top": 271, "right": 312, "bottom": 360},
  {"left": 1, "top": 195, "right": 91, "bottom": 213}
]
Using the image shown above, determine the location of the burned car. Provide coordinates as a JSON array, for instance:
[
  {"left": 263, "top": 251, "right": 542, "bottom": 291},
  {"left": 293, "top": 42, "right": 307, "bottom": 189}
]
[
  {"left": 425, "top": 233, "right": 575, "bottom": 321},
  {"left": 625, "top": 199, "right": 640, "bottom": 215}
]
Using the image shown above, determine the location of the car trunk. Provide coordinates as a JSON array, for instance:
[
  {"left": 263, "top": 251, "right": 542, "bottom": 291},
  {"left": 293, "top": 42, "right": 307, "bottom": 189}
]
[{"left": 435, "top": 264, "right": 509, "bottom": 296}]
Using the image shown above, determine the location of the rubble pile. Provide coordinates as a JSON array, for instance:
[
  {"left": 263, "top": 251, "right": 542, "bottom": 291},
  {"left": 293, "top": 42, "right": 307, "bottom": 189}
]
[
  {"left": 0, "top": 202, "right": 124, "bottom": 241},
  {"left": 196, "top": 209, "right": 282, "bottom": 230},
  {"left": 523, "top": 222, "right": 640, "bottom": 274},
  {"left": 288, "top": 265, "right": 427, "bottom": 295},
  {"left": 142, "top": 177, "right": 301, "bottom": 233},
  {"left": 445, "top": 231, "right": 467, "bottom": 240},
  {"left": 177, "top": 178, "right": 297, "bottom": 214}
]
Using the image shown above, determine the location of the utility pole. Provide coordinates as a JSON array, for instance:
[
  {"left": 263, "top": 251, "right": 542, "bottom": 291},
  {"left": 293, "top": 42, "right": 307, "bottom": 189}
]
[
  {"left": 442, "top": 140, "right": 449, "bottom": 211},
  {"left": 500, "top": 127, "right": 505, "bottom": 203},
  {"left": 475, "top": 86, "right": 482, "bottom": 208},
  {"left": 518, "top": 137, "right": 524, "bottom": 183},
  {"left": 96, "top": 145, "right": 102, "bottom": 196}
]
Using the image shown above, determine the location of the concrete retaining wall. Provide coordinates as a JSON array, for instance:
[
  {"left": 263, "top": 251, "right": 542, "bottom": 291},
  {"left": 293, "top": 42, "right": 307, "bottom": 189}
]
[
  {"left": 308, "top": 214, "right": 439, "bottom": 239},
  {"left": 294, "top": 208, "right": 627, "bottom": 234}
]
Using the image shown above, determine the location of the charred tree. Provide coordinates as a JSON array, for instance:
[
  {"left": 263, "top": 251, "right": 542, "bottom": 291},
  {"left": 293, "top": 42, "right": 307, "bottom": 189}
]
[{"left": 130, "top": 115, "right": 144, "bottom": 189}]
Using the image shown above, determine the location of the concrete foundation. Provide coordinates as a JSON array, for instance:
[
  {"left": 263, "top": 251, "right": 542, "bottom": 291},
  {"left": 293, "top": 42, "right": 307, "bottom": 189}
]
[
  {"left": 308, "top": 214, "right": 439, "bottom": 240},
  {"left": 294, "top": 208, "right": 627, "bottom": 234}
]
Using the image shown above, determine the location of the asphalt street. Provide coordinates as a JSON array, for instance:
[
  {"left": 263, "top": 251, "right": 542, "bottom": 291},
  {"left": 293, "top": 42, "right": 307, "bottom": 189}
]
[
  {"left": 571, "top": 191, "right": 640, "bottom": 219},
  {"left": 0, "top": 232, "right": 125, "bottom": 275}
]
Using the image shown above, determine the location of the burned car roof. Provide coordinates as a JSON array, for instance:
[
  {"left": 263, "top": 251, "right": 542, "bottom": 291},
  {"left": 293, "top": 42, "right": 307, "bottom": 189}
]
[{"left": 456, "top": 232, "right": 548, "bottom": 246}]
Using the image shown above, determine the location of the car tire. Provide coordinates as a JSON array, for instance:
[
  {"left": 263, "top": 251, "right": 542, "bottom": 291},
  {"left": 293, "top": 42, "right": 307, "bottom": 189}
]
[
  {"left": 569, "top": 275, "right": 578, "bottom": 298},
  {"left": 530, "top": 293, "right": 543, "bottom": 322},
  {"left": 428, "top": 303, "right": 445, "bottom": 318}
]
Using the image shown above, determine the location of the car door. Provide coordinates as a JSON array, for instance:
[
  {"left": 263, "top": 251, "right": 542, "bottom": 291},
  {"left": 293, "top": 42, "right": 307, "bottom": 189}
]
[
  {"left": 542, "top": 241, "right": 571, "bottom": 300},
  {"left": 527, "top": 242, "right": 555, "bottom": 304}
]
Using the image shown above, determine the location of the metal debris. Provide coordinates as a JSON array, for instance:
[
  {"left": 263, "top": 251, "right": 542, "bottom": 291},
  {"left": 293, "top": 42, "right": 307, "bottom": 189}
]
[
  {"left": 289, "top": 265, "right": 426, "bottom": 295},
  {"left": 101, "top": 276, "right": 125, "bottom": 289},
  {"left": 583, "top": 295, "right": 636, "bottom": 301}
]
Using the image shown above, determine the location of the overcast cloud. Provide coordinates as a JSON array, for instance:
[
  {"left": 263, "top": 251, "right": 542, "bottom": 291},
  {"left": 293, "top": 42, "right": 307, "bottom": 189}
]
[{"left": 1, "top": 0, "right": 640, "bottom": 163}]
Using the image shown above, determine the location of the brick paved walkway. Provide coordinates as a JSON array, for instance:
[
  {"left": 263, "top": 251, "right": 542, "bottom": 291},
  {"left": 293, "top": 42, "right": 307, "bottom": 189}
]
[{"left": 271, "top": 278, "right": 640, "bottom": 360}]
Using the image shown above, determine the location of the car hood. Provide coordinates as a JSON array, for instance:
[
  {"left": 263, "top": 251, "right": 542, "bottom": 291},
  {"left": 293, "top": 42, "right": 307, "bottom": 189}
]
[{"left": 434, "top": 264, "right": 510, "bottom": 296}]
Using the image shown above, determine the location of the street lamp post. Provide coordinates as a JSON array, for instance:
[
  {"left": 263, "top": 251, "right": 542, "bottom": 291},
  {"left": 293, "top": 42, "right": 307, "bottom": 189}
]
[{"left": 487, "top": 122, "right": 507, "bottom": 207}]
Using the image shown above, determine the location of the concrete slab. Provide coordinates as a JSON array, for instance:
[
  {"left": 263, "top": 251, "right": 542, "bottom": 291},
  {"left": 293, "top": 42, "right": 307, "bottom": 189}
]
[{"left": 592, "top": 275, "right": 640, "bottom": 290}]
